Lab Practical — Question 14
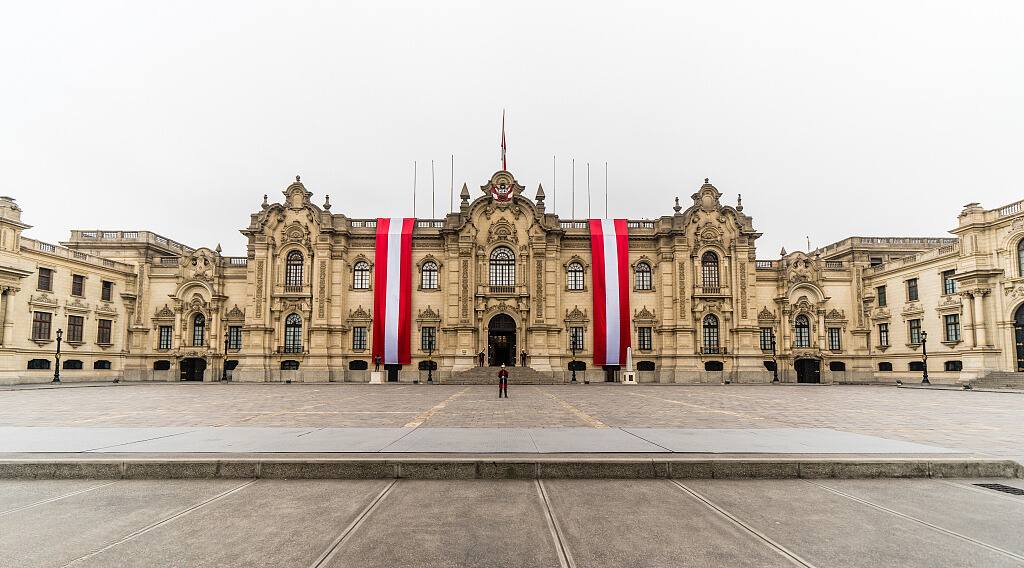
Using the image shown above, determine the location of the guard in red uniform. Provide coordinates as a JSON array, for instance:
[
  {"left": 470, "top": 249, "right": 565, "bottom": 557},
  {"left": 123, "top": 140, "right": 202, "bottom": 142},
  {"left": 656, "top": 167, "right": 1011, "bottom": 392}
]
[{"left": 498, "top": 364, "right": 509, "bottom": 398}]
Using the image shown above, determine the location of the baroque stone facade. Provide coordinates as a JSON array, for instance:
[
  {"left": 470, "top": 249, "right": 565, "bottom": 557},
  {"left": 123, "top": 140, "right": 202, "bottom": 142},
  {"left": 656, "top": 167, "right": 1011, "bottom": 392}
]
[{"left": 1, "top": 172, "right": 1023, "bottom": 385}]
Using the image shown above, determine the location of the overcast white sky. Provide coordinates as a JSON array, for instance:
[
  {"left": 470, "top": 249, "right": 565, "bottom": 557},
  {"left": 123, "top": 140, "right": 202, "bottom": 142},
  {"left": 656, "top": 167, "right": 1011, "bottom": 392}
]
[{"left": 2, "top": 1, "right": 1021, "bottom": 256}]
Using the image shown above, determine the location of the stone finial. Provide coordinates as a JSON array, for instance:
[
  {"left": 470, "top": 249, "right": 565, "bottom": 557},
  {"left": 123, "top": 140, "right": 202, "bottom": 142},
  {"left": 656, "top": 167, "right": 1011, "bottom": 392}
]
[
  {"left": 673, "top": 196, "right": 682, "bottom": 214},
  {"left": 296, "top": 175, "right": 301, "bottom": 183},
  {"left": 780, "top": 247, "right": 787, "bottom": 257},
  {"left": 460, "top": 183, "right": 470, "bottom": 203},
  {"left": 736, "top": 193, "right": 743, "bottom": 212},
  {"left": 535, "top": 183, "right": 545, "bottom": 202},
  {"left": 323, "top": 194, "right": 331, "bottom": 210},
  {"left": 215, "top": 243, "right": 222, "bottom": 254},
  {"left": 262, "top": 194, "right": 269, "bottom": 209},
  {"left": 705, "top": 177, "right": 710, "bottom": 184}
]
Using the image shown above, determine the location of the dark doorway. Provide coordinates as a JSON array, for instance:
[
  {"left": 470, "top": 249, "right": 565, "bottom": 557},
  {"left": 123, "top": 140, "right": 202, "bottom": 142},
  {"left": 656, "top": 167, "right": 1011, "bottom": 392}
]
[
  {"left": 795, "top": 358, "right": 820, "bottom": 383},
  {"left": 384, "top": 363, "right": 401, "bottom": 382},
  {"left": 180, "top": 358, "right": 206, "bottom": 381},
  {"left": 488, "top": 314, "right": 516, "bottom": 366},
  {"left": 1015, "top": 305, "right": 1024, "bottom": 371},
  {"left": 603, "top": 365, "right": 619, "bottom": 382}
]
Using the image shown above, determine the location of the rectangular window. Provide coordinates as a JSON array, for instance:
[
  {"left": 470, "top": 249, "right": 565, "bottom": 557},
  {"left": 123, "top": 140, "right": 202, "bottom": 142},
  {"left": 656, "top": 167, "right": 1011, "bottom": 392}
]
[
  {"left": 909, "top": 319, "right": 922, "bottom": 344},
  {"left": 421, "top": 326, "right": 436, "bottom": 352},
  {"left": 827, "top": 327, "right": 842, "bottom": 351},
  {"left": 71, "top": 274, "right": 85, "bottom": 297},
  {"left": 101, "top": 280, "right": 113, "bottom": 302},
  {"left": 97, "top": 319, "right": 112, "bottom": 345},
  {"left": 876, "top": 285, "right": 887, "bottom": 307},
  {"left": 941, "top": 270, "right": 957, "bottom": 295},
  {"left": 158, "top": 326, "right": 172, "bottom": 350},
  {"left": 67, "top": 315, "right": 84, "bottom": 343},
  {"left": 944, "top": 314, "right": 960, "bottom": 342},
  {"left": 352, "top": 326, "right": 367, "bottom": 351},
  {"left": 906, "top": 278, "right": 919, "bottom": 301},
  {"left": 638, "top": 327, "right": 652, "bottom": 351},
  {"left": 31, "top": 311, "right": 51, "bottom": 340},
  {"left": 878, "top": 323, "right": 889, "bottom": 347},
  {"left": 569, "top": 326, "right": 585, "bottom": 351},
  {"left": 37, "top": 268, "right": 52, "bottom": 291},
  {"left": 228, "top": 326, "right": 242, "bottom": 350},
  {"left": 759, "top": 327, "right": 775, "bottom": 351},
  {"left": 870, "top": 257, "right": 884, "bottom": 267}
]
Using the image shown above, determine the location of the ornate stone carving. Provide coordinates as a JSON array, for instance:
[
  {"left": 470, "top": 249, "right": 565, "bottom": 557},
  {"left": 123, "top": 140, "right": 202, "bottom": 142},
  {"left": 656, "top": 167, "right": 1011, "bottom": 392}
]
[
  {"left": 634, "top": 306, "right": 656, "bottom": 322},
  {"left": 825, "top": 308, "right": 846, "bottom": 321},
  {"left": 757, "top": 306, "right": 776, "bottom": 322},
  {"left": 318, "top": 259, "right": 327, "bottom": 318},
  {"left": 225, "top": 304, "right": 245, "bottom": 320},
  {"left": 417, "top": 305, "right": 441, "bottom": 322},
  {"left": 348, "top": 305, "right": 371, "bottom": 322},
  {"left": 480, "top": 170, "right": 525, "bottom": 203},
  {"left": 565, "top": 306, "right": 588, "bottom": 322},
  {"left": 255, "top": 260, "right": 264, "bottom": 313},
  {"left": 460, "top": 258, "right": 470, "bottom": 321},
  {"left": 535, "top": 258, "right": 544, "bottom": 321},
  {"left": 154, "top": 304, "right": 175, "bottom": 319}
]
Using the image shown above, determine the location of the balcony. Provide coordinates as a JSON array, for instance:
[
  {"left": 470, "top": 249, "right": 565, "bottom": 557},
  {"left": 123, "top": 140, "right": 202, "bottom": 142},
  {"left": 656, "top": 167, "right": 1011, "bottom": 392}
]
[
  {"left": 700, "top": 346, "right": 727, "bottom": 355},
  {"left": 283, "top": 285, "right": 305, "bottom": 293},
  {"left": 489, "top": 285, "right": 516, "bottom": 295}
]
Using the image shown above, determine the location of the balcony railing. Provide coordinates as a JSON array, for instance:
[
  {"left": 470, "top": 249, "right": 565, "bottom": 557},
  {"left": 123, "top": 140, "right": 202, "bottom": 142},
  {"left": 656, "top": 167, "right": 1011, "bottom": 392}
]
[
  {"left": 489, "top": 285, "right": 516, "bottom": 295},
  {"left": 700, "top": 346, "right": 726, "bottom": 355},
  {"left": 283, "top": 285, "right": 306, "bottom": 293},
  {"left": 699, "top": 287, "right": 722, "bottom": 295}
]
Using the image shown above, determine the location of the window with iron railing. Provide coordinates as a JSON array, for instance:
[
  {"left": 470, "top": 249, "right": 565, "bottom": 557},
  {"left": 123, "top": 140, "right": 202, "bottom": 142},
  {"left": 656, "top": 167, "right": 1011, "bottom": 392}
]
[
  {"left": 284, "top": 313, "right": 302, "bottom": 353},
  {"left": 702, "top": 314, "right": 719, "bottom": 352},
  {"left": 794, "top": 315, "right": 810, "bottom": 348}
]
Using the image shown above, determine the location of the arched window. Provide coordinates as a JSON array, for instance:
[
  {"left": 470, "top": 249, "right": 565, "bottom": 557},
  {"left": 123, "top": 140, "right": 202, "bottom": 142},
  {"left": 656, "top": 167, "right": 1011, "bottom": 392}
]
[
  {"left": 701, "top": 252, "right": 720, "bottom": 289},
  {"left": 284, "top": 313, "right": 302, "bottom": 353},
  {"left": 421, "top": 261, "right": 438, "bottom": 289},
  {"left": 353, "top": 261, "right": 370, "bottom": 289},
  {"left": 490, "top": 247, "right": 515, "bottom": 287},
  {"left": 192, "top": 314, "right": 206, "bottom": 347},
  {"left": 702, "top": 314, "right": 720, "bottom": 352},
  {"left": 285, "top": 251, "right": 304, "bottom": 287},
  {"left": 794, "top": 315, "right": 810, "bottom": 348},
  {"left": 635, "top": 262, "right": 652, "bottom": 291},
  {"left": 1018, "top": 239, "right": 1024, "bottom": 277},
  {"left": 566, "top": 262, "right": 584, "bottom": 291}
]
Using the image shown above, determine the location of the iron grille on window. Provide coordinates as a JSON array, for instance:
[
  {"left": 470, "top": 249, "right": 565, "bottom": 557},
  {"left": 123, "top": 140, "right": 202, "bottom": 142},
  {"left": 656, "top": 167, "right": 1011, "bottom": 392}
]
[
  {"left": 421, "top": 261, "right": 438, "bottom": 289},
  {"left": 284, "top": 313, "right": 302, "bottom": 353},
  {"left": 569, "top": 326, "right": 584, "bottom": 351},
  {"left": 353, "top": 261, "right": 370, "bottom": 289},
  {"left": 159, "top": 325, "right": 172, "bottom": 350},
  {"left": 352, "top": 326, "right": 367, "bottom": 350},
  {"left": 97, "top": 319, "right": 112, "bottom": 345},
  {"left": 760, "top": 327, "right": 775, "bottom": 351},
  {"left": 635, "top": 262, "right": 652, "bottom": 291},
  {"left": 489, "top": 247, "right": 515, "bottom": 287},
  {"left": 32, "top": 311, "right": 51, "bottom": 340},
  {"left": 192, "top": 313, "right": 206, "bottom": 347},
  {"left": 638, "top": 327, "right": 652, "bottom": 350},
  {"left": 702, "top": 314, "right": 720, "bottom": 351},
  {"left": 285, "top": 251, "right": 304, "bottom": 287},
  {"left": 566, "top": 262, "right": 584, "bottom": 291},
  {"left": 878, "top": 323, "right": 889, "bottom": 347},
  {"left": 827, "top": 327, "right": 841, "bottom": 351},
  {"left": 67, "top": 315, "right": 84, "bottom": 343},
  {"left": 794, "top": 315, "right": 810, "bottom": 348},
  {"left": 421, "top": 326, "right": 436, "bottom": 351},
  {"left": 228, "top": 326, "right": 242, "bottom": 350},
  {"left": 909, "top": 319, "right": 922, "bottom": 344},
  {"left": 944, "top": 314, "right": 960, "bottom": 342},
  {"left": 701, "top": 252, "right": 720, "bottom": 290}
]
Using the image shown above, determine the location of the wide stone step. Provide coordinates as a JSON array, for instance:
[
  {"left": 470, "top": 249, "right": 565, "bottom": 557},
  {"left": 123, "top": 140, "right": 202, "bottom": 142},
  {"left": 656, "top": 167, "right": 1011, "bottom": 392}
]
[{"left": 446, "top": 367, "right": 564, "bottom": 385}]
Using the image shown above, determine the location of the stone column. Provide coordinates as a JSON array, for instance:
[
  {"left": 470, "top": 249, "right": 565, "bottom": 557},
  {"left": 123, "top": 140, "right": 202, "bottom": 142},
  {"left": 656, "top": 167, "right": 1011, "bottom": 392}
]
[
  {"left": 963, "top": 292, "right": 976, "bottom": 349},
  {"left": 0, "top": 287, "right": 9, "bottom": 346},
  {"left": 973, "top": 290, "right": 990, "bottom": 347}
]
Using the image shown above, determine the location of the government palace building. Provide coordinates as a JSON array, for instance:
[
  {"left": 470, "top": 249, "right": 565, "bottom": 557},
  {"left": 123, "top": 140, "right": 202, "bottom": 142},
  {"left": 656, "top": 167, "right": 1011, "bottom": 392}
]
[{"left": 1, "top": 169, "right": 1022, "bottom": 386}]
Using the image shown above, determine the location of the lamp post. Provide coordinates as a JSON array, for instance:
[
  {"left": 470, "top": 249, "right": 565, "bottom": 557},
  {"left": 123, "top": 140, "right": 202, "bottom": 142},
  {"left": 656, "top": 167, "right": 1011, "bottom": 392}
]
[
  {"left": 427, "top": 341, "right": 435, "bottom": 384},
  {"left": 52, "top": 328, "right": 62, "bottom": 383},
  {"left": 222, "top": 329, "right": 230, "bottom": 382},
  {"left": 921, "top": 330, "right": 930, "bottom": 384},
  {"left": 771, "top": 333, "right": 779, "bottom": 383},
  {"left": 570, "top": 344, "right": 578, "bottom": 383}
]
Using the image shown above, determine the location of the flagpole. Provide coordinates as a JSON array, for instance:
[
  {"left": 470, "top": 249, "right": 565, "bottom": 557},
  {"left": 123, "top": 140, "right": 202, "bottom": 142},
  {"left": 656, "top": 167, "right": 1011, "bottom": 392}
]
[
  {"left": 587, "top": 162, "right": 591, "bottom": 218},
  {"left": 450, "top": 154, "right": 454, "bottom": 214},
  {"left": 412, "top": 161, "right": 417, "bottom": 218},
  {"left": 571, "top": 158, "right": 575, "bottom": 219},
  {"left": 604, "top": 161, "right": 608, "bottom": 219},
  {"left": 552, "top": 155, "right": 556, "bottom": 217}
]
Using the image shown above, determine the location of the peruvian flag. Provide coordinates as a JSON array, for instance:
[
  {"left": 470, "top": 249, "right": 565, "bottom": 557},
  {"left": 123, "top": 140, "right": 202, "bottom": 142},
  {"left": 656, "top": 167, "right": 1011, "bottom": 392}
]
[
  {"left": 372, "top": 218, "right": 415, "bottom": 365},
  {"left": 589, "top": 219, "right": 631, "bottom": 366}
]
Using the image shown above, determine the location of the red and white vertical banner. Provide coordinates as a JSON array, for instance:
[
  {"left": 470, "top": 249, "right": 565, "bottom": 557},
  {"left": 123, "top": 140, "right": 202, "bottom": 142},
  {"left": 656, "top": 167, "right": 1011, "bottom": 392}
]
[
  {"left": 372, "top": 218, "right": 415, "bottom": 365},
  {"left": 588, "top": 219, "right": 631, "bottom": 366}
]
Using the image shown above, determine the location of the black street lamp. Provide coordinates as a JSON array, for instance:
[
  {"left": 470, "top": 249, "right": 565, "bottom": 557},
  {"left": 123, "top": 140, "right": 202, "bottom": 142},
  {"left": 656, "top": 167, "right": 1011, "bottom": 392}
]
[
  {"left": 570, "top": 344, "right": 578, "bottom": 383},
  {"left": 771, "top": 333, "right": 779, "bottom": 383},
  {"left": 222, "top": 330, "right": 230, "bottom": 382},
  {"left": 426, "top": 341, "right": 435, "bottom": 384},
  {"left": 921, "top": 330, "right": 930, "bottom": 384},
  {"left": 52, "top": 328, "right": 62, "bottom": 384}
]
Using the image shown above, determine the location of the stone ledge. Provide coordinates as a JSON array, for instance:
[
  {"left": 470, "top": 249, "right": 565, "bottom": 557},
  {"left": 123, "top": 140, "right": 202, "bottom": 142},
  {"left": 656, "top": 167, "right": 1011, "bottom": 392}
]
[{"left": 0, "top": 457, "right": 1018, "bottom": 480}]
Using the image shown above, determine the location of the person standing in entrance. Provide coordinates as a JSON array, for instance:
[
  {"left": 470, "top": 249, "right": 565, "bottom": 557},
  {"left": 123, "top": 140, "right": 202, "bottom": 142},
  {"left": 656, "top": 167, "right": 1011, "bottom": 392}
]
[
  {"left": 520, "top": 349, "right": 528, "bottom": 367},
  {"left": 478, "top": 350, "right": 485, "bottom": 367},
  {"left": 498, "top": 364, "right": 509, "bottom": 398}
]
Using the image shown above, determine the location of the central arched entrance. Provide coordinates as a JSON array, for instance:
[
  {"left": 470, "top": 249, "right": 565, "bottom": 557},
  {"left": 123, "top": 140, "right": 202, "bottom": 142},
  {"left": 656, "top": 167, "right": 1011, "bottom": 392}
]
[
  {"left": 1014, "top": 305, "right": 1024, "bottom": 371},
  {"left": 794, "top": 358, "right": 820, "bottom": 383},
  {"left": 488, "top": 313, "right": 517, "bottom": 366},
  {"left": 180, "top": 358, "right": 207, "bottom": 381}
]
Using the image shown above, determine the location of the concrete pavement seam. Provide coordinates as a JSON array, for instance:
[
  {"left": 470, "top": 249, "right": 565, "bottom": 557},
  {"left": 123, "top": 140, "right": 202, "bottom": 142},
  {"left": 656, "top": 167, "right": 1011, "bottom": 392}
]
[
  {"left": 535, "top": 479, "right": 575, "bottom": 568},
  {"left": 60, "top": 479, "right": 257, "bottom": 567},
  {"left": 805, "top": 480, "right": 1024, "bottom": 563},
  {"left": 83, "top": 429, "right": 195, "bottom": 453},
  {"left": 310, "top": 479, "right": 398, "bottom": 568},
  {"left": 669, "top": 480, "right": 816, "bottom": 568},
  {"left": 933, "top": 478, "right": 1024, "bottom": 504},
  {"left": 0, "top": 480, "right": 119, "bottom": 517}
]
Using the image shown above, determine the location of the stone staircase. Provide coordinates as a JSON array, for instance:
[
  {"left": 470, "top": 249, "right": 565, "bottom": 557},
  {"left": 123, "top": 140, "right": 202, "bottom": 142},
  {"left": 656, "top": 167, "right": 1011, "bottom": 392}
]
[
  {"left": 446, "top": 366, "right": 564, "bottom": 385},
  {"left": 970, "top": 372, "right": 1024, "bottom": 389}
]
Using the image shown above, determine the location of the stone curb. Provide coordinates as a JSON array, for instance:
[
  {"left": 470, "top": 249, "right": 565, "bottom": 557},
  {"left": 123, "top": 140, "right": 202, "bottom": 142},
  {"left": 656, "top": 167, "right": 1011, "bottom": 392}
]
[{"left": 0, "top": 458, "right": 1018, "bottom": 480}]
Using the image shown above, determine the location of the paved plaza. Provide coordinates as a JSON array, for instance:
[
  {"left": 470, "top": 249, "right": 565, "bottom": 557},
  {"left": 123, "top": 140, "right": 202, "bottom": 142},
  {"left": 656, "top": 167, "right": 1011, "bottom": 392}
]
[
  {"left": 0, "top": 383, "right": 1021, "bottom": 462},
  {"left": 2, "top": 477, "right": 1024, "bottom": 568}
]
